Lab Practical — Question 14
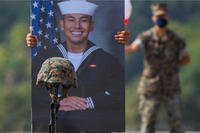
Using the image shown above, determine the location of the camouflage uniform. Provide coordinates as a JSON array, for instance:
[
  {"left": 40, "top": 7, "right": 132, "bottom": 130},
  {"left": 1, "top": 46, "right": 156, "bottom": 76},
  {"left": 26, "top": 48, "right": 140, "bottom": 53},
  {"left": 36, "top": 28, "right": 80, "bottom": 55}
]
[{"left": 135, "top": 27, "right": 187, "bottom": 133}]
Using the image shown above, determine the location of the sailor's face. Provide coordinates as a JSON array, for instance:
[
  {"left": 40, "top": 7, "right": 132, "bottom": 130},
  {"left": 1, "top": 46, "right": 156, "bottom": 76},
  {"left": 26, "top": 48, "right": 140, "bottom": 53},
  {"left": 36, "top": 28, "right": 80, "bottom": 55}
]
[{"left": 60, "top": 14, "right": 94, "bottom": 45}]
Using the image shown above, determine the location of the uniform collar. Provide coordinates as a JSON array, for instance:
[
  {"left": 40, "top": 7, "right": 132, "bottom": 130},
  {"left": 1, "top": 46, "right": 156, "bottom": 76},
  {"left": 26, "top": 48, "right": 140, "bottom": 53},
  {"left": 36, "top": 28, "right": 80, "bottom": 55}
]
[
  {"left": 62, "top": 40, "right": 96, "bottom": 53},
  {"left": 151, "top": 27, "right": 169, "bottom": 42}
]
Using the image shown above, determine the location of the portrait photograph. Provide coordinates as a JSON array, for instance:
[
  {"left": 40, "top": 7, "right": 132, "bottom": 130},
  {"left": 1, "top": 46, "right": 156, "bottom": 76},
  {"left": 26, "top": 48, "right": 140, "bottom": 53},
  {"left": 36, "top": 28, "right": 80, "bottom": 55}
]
[{"left": 30, "top": 0, "right": 125, "bottom": 132}]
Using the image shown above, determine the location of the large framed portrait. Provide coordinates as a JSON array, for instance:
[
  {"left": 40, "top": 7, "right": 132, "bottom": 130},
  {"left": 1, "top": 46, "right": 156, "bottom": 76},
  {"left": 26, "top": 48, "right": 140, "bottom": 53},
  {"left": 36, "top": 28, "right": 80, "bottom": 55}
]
[{"left": 31, "top": 0, "right": 125, "bottom": 132}]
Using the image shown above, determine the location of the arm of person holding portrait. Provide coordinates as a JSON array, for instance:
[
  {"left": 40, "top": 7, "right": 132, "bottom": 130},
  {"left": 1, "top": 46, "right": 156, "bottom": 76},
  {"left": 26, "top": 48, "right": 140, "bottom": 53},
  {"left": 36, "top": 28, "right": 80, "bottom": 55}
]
[
  {"left": 178, "top": 45, "right": 191, "bottom": 66},
  {"left": 115, "top": 30, "right": 140, "bottom": 55},
  {"left": 177, "top": 37, "right": 191, "bottom": 66}
]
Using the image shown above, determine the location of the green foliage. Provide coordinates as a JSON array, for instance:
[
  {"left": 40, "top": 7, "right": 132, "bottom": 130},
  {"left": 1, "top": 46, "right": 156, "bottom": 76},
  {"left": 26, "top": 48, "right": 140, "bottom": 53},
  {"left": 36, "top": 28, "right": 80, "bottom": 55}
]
[
  {"left": 0, "top": 82, "right": 31, "bottom": 131},
  {"left": 0, "top": 1, "right": 31, "bottom": 131},
  {"left": 126, "top": 78, "right": 140, "bottom": 130},
  {"left": 170, "top": 22, "right": 200, "bottom": 129},
  {"left": 0, "top": 1, "right": 29, "bottom": 41},
  {"left": 0, "top": 21, "right": 31, "bottom": 131}
]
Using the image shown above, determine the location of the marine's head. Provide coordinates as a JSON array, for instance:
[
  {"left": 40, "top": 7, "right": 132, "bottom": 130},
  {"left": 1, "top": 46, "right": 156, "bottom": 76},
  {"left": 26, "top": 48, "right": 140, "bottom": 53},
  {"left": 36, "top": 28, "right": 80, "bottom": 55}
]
[{"left": 151, "top": 3, "right": 169, "bottom": 28}]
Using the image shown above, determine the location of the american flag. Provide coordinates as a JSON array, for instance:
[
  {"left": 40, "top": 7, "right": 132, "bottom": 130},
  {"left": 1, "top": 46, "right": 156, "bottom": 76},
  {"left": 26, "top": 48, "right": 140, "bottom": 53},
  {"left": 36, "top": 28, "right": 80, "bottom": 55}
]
[
  {"left": 30, "top": 0, "right": 61, "bottom": 60},
  {"left": 124, "top": 0, "right": 132, "bottom": 27}
]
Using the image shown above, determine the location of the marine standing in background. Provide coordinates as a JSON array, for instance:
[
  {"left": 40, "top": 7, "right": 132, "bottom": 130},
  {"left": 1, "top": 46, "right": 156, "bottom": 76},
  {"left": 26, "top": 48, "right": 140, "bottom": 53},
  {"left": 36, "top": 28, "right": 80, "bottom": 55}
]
[{"left": 115, "top": 3, "right": 190, "bottom": 133}]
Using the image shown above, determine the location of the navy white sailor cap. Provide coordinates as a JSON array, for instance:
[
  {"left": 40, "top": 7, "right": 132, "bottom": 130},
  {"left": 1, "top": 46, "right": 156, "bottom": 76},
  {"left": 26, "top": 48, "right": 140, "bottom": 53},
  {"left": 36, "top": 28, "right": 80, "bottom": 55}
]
[{"left": 58, "top": 0, "right": 98, "bottom": 16}]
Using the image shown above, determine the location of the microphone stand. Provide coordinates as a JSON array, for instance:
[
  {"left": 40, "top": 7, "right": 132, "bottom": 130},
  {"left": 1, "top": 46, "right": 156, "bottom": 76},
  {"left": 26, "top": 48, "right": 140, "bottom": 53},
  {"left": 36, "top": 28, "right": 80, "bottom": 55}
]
[{"left": 48, "top": 86, "right": 60, "bottom": 133}]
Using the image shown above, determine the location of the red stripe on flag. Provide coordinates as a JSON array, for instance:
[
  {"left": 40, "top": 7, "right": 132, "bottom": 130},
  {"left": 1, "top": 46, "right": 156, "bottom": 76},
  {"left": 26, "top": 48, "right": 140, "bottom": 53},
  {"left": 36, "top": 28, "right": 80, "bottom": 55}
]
[{"left": 124, "top": 18, "right": 129, "bottom": 26}]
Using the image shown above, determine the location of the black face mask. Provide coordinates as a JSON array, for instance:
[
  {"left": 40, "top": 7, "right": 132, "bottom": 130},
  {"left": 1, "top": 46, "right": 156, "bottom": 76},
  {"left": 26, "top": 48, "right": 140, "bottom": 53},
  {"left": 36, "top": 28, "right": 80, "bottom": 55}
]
[{"left": 155, "top": 18, "right": 168, "bottom": 28}]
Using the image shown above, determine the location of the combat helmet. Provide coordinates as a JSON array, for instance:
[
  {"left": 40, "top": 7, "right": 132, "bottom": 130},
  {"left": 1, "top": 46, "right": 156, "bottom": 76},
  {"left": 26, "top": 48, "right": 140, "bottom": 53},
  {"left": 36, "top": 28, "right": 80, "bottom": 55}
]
[{"left": 36, "top": 57, "right": 77, "bottom": 100}]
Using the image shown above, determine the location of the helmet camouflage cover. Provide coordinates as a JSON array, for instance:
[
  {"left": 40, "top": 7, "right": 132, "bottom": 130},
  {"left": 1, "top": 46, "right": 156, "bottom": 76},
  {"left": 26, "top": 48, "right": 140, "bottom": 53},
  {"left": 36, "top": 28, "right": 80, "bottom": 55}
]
[{"left": 36, "top": 57, "right": 77, "bottom": 100}]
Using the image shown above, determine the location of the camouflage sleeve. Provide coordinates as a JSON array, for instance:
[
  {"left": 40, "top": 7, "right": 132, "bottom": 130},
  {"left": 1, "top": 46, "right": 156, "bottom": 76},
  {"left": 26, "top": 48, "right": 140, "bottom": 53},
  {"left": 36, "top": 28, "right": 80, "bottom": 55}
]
[
  {"left": 178, "top": 38, "right": 189, "bottom": 59},
  {"left": 131, "top": 36, "right": 143, "bottom": 49},
  {"left": 131, "top": 30, "right": 151, "bottom": 49}
]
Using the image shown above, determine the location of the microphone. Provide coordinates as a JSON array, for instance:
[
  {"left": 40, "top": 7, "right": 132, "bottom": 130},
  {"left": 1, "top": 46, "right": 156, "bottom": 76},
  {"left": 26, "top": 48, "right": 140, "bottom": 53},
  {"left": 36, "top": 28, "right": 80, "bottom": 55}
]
[{"left": 36, "top": 57, "right": 77, "bottom": 133}]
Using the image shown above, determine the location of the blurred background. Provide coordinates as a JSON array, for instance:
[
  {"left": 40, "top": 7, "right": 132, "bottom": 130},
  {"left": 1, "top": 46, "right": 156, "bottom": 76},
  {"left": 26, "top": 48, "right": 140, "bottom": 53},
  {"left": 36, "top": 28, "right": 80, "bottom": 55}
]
[
  {"left": 0, "top": 1, "right": 31, "bottom": 132},
  {"left": 126, "top": 0, "right": 200, "bottom": 131},
  {"left": 0, "top": 0, "right": 200, "bottom": 132}
]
